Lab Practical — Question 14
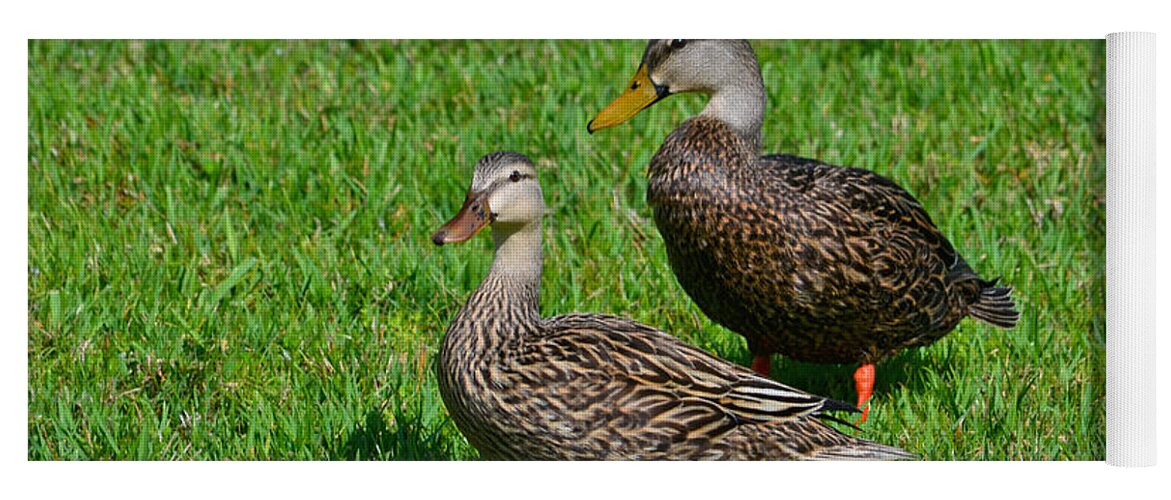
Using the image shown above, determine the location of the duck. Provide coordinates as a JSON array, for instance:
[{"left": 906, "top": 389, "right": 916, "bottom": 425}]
[
  {"left": 587, "top": 39, "right": 1019, "bottom": 423},
  {"left": 430, "top": 151, "right": 914, "bottom": 460}
]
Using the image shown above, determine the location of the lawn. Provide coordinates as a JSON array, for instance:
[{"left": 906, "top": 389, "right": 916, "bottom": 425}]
[{"left": 27, "top": 39, "right": 1104, "bottom": 460}]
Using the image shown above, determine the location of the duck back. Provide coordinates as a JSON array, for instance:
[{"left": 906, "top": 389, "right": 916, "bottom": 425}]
[{"left": 646, "top": 116, "right": 994, "bottom": 364}]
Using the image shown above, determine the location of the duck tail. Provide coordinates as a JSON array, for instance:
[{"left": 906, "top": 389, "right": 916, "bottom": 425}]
[{"left": 968, "top": 279, "right": 1020, "bottom": 329}]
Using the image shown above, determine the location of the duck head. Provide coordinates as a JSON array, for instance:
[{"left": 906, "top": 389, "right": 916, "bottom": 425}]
[
  {"left": 432, "top": 152, "right": 544, "bottom": 245},
  {"left": 588, "top": 39, "right": 761, "bottom": 133}
]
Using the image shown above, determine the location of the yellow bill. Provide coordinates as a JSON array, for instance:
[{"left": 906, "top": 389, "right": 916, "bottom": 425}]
[{"left": 587, "top": 63, "right": 665, "bottom": 133}]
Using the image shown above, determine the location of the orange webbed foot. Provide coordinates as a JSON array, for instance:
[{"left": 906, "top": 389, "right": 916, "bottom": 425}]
[{"left": 853, "top": 363, "right": 876, "bottom": 425}]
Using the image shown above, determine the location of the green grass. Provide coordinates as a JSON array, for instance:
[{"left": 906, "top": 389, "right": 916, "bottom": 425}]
[{"left": 27, "top": 39, "right": 1104, "bottom": 460}]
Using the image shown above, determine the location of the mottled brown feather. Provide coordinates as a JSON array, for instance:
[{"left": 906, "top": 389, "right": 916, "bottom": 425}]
[
  {"left": 647, "top": 115, "right": 1018, "bottom": 365},
  {"left": 438, "top": 274, "right": 914, "bottom": 460}
]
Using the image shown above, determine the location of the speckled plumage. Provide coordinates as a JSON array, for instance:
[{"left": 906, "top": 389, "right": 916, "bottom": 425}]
[
  {"left": 592, "top": 40, "right": 1019, "bottom": 368},
  {"left": 649, "top": 116, "right": 1015, "bottom": 364},
  {"left": 434, "top": 152, "right": 913, "bottom": 460}
]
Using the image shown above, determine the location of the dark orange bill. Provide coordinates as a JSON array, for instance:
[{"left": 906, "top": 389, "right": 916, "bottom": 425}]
[
  {"left": 587, "top": 63, "right": 666, "bottom": 133},
  {"left": 431, "top": 191, "right": 493, "bottom": 245}
]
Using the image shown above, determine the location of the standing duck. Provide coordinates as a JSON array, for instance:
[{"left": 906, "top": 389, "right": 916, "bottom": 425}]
[
  {"left": 587, "top": 40, "right": 1019, "bottom": 423},
  {"left": 430, "top": 151, "right": 913, "bottom": 460}
]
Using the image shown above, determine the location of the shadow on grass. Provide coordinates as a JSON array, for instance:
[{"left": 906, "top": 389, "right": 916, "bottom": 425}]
[
  {"left": 771, "top": 348, "right": 947, "bottom": 408},
  {"left": 331, "top": 407, "right": 465, "bottom": 461}
]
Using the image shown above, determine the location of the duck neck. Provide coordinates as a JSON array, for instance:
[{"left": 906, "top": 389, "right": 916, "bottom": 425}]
[
  {"left": 439, "top": 220, "right": 543, "bottom": 404},
  {"left": 698, "top": 64, "right": 766, "bottom": 154},
  {"left": 488, "top": 220, "right": 543, "bottom": 293},
  {"left": 470, "top": 220, "right": 543, "bottom": 329}
]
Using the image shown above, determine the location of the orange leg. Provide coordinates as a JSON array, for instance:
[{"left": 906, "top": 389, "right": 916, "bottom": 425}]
[
  {"left": 751, "top": 354, "right": 771, "bottom": 376},
  {"left": 853, "top": 363, "right": 876, "bottom": 425}
]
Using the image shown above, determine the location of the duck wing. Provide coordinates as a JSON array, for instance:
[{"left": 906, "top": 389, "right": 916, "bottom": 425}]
[
  {"left": 503, "top": 313, "right": 913, "bottom": 459},
  {"left": 535, "top": 313, "right": 856, "bottom": 426},
  {"left": 758, "top": 154, "right": 983, "bottom": 332}
]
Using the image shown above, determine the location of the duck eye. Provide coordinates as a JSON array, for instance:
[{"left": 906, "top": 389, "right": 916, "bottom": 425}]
[
  {"left": 509, "top": 171, "right": 521, "bottom": 182},
  {"left": 669, "top": 39, "right": 688, "bottom": 49}
]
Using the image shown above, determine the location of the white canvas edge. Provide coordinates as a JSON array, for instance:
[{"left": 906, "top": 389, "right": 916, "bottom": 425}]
[{"left": 1106, "top": 31, "right": 1157, "bottom": 467}]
